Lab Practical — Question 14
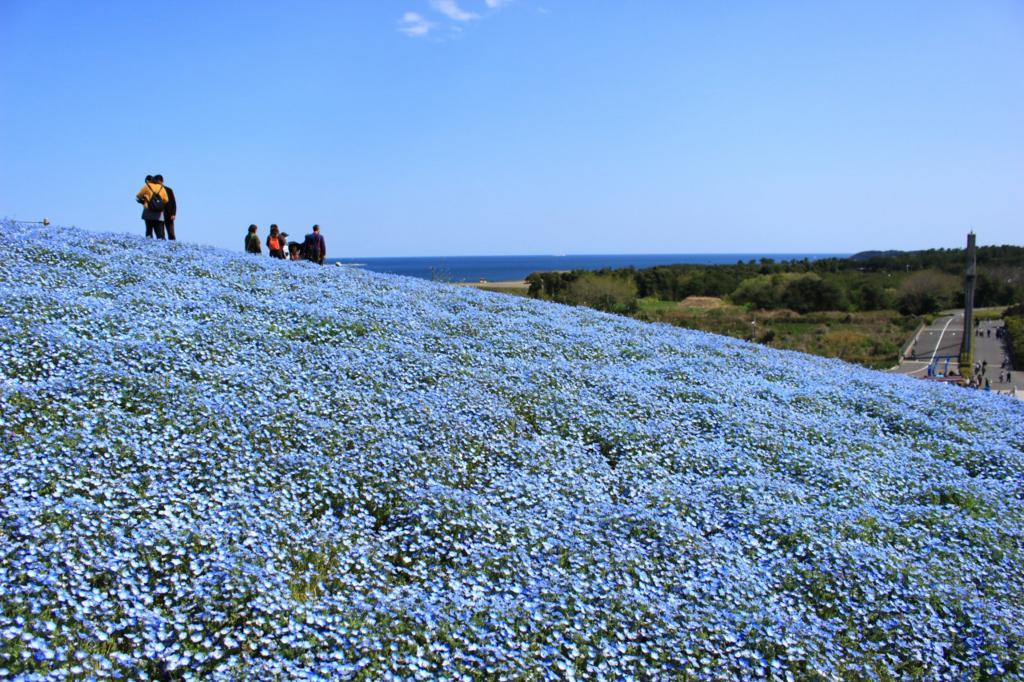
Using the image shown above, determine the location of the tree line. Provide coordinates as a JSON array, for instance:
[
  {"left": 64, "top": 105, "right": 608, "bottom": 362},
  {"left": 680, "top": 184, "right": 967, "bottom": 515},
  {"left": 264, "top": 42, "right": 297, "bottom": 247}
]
[
  {"left": 526, "top": 245, "right": 1024, "bottom": 315},
  {"left": 1004, "top": 302, "right": 1024, "bottom": 371}
]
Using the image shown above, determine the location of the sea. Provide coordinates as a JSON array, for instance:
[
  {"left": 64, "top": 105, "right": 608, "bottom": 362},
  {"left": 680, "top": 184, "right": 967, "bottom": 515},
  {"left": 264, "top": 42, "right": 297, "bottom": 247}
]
[{"left": 323, "top": 253, "right": 848, "bottom": 283}]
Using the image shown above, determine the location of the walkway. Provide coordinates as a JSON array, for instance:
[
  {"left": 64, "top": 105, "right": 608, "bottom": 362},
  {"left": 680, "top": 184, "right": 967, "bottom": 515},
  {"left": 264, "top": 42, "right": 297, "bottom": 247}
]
[
  {"left": 890, "top": 311, "right": 963, "bottom": 379},
  {"left": 890, "top": 310, "right": 1022, "bottom": 400}
]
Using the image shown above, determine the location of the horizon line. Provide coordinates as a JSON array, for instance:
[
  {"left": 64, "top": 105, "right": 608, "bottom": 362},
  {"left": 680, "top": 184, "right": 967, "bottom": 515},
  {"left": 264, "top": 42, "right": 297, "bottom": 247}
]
[{"left": 328, "top": 251, "right": 854, "bottom": 261}]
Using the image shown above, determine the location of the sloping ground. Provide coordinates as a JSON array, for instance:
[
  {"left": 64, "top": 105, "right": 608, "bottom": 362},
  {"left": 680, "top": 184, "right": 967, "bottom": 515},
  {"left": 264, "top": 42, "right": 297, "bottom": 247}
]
[{"left": 1, "top": 220, "right": 1022, "bottom": 680}]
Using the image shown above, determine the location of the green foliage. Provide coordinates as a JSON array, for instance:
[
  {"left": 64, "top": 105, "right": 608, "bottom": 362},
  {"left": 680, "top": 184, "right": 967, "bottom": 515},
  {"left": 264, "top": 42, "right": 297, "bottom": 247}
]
[
  {"left": 897, "top": 291, "right": 942, "bottom": 316},
  {"left": 851, "top": 281, "right": 893, "bottom": 311},
  {"left": 896, "top": 270, "right": 960, "bottom": 315},
  {"left": 526, "top": 271, "right": 574, "bottom": 298},
  {"left": 781, "top": 274, "right": 846, "bottom": 313},
  {"left": 730, "top": 273, "right": 790, "bottom": 309},
  {"left": 563, "top": 274, "right": 638, "bottom": 313},
  {"left": 852, "top": 243, "right": 1024, "bottom": 273},
  {"left": 522, "top": 245, "right": 1024, "bottom": 368},
  {"left": 1003, "top": 304, "right": 1024, "bottom": 370},
  {"left": 729, "top": 273, "right": 846, "bottom": 313},
  {"left": 527, "top": 245, "right": 1024, "bottom": 313},
  {"left": 654, "top": 306, "right": 918, "bottom": 369},
  {"left": 526, "top": 272, "right": 638, "bottom": 313}
]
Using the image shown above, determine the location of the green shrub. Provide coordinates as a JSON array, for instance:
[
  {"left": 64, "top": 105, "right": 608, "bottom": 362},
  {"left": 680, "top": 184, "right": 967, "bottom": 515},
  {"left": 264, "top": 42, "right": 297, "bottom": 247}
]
[
  {"left": 730, "top": 273, "right": 789, "bottom": 309},
  {"left": 1004, "top": 313, "right": 1024, "bottom": 370},
  {"left": 782, "top": 274, "right": 847, "bottom": 313},
  {"left": 895, "top": 270, "right": 959, "bottom": 315},
  {"left": 564, "top": 274, "right": 638, "bottom": 313}
]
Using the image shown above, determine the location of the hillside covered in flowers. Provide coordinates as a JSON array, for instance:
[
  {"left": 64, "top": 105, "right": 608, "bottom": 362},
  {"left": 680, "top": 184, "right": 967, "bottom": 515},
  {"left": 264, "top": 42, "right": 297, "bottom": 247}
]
[{"left": 1, "top": 219, "right": 1023, "bottom": 680}]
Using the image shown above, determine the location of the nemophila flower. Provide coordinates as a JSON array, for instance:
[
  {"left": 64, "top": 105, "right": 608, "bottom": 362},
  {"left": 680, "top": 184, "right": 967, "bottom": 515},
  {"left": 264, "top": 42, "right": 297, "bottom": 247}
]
[{"left": 1, "top": 218, "right": 1023, "bottom": 679}]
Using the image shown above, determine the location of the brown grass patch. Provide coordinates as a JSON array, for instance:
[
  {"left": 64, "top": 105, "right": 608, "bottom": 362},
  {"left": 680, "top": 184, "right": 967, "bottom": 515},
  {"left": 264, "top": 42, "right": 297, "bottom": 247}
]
[{"left": 679, "top": 296, "right": 724, "bottom": 309}]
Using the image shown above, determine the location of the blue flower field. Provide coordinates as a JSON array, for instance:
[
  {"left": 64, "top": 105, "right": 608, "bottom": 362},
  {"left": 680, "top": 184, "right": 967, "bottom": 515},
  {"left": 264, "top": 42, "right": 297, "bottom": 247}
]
[{"left": 1, "top": 219, "right": 1023, "bottom": 680}]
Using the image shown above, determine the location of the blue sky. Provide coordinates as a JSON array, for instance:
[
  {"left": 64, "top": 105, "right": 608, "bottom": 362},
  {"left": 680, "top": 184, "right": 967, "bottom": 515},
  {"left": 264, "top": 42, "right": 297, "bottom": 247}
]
[{"left": 1, "top": 1, "right": 1022, "bottom": 256}]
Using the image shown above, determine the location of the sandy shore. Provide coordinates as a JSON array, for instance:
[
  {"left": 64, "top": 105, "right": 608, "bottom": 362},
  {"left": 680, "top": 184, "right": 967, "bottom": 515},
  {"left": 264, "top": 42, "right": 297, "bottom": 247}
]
[{"left": 459, "top": 280, "right": 530, "bottom": 291}]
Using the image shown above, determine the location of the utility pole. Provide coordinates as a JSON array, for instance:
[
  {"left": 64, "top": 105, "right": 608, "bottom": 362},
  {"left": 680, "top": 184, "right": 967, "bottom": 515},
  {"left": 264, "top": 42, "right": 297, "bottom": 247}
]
[{"left": 961, "top": 231, "right": 976, "bottom": 362}]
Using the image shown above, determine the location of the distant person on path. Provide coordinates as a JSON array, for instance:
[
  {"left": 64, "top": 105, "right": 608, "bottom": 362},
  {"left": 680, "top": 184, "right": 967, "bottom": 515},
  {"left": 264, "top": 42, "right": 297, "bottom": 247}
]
[
  {"left": 245, "top": 224, "right": 262, "bottom": 254},
  {"left": 267, "top": 225, "right": 285, "bottom": 259},
  {"left": 288, "top": 242, "right": 303, "bottom": 260},
  {"left": 156, "top": 174, "right": 177, "bottom": 240},
  {"left": 303, "top": 224, "right": 326, "bottom": 265},
  {"left": 136, "top": 175, "right": 169, "bottom": 239},
  {"left": 280, "top": 231, "right": 289, "bottom": 256}
]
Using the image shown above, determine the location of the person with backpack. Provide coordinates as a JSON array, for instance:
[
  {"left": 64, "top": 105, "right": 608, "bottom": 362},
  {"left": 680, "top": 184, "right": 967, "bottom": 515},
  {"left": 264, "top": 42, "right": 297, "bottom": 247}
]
[
  {"left": 302, "top": 224, "right": 326, "bottom": 265},
  {"left": 266, "top": 224, "right": 285, "bottom": 259},
  {"left": 245, "top": 224, "right": 262, "bottom": 255},
  {"left": 136, "top": 175, "right": 169, "bottom": 239}
]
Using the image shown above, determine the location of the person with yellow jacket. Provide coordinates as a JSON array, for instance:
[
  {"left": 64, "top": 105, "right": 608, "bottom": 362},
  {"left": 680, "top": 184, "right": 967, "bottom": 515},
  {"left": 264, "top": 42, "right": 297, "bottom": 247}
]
[{"left": 136, "top": 176, "right": 170, "bottom": 239}]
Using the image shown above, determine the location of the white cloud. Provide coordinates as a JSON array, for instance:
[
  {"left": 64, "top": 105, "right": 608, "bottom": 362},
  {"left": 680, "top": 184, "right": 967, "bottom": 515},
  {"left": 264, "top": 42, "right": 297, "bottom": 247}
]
[
  {"left": 429, "top": 0, "right": 478, "bottom": 22},
  {"left": 401, "top": 0, "right": 510, "bottom": 40},
  {"left": 398, "top": 12, "right": 434, "bottom": 37}
]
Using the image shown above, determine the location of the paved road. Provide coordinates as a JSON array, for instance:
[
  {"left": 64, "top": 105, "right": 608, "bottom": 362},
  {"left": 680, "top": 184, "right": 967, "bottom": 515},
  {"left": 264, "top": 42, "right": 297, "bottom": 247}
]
[
  {"left": 970, "top": 318, "right": 1021, "bottom": 396},
  {"left": 891, "top": 310, "right": 1022, "bottom": 399},
  {"left": 890, "top": 311, "right": 964, "bottom": 378}
]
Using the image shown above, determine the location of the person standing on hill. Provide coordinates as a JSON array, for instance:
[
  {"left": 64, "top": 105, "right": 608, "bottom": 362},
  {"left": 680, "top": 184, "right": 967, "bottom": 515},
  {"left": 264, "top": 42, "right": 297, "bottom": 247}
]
[
  {"left": 136, "top": 176, "right": 169, "bottom": 239},
  {"left": 303, "top": 224, "right": 326, "bottom": 265},
  {"left": 266, "top": 224, "right": 285, "bottom": 259},
  {"left": 156, "top": 174, "right": 177, "bottom": 240},
  {"left": 245, "top": 224, "right": 262, "bottom": 254},
  {"left": 138, "top": 175, "right": 154, "bottom": 237}
]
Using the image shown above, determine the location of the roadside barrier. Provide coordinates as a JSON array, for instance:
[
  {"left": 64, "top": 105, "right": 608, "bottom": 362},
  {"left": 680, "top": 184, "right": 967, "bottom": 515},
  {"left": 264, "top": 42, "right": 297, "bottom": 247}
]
[{"left": 898, "top": 320, "right": 927, "bottom": 363}]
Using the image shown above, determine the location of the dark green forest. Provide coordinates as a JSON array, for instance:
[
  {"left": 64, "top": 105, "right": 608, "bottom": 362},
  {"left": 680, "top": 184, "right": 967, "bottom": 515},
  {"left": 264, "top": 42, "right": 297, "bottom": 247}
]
[
  {"left": 526, "top": 245, "right": 1024, "bottom": 316},
  {"left": 1004, "top": 302, "right": 1024, "bottom": 371}
]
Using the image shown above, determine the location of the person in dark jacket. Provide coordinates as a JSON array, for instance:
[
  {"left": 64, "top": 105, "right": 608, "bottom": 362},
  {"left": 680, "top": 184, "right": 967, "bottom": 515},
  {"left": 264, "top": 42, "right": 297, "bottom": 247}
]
[
  {"left": 266, "top": 224, "right": 285, "bottom": 259},
  {"left": 155, "top": 174, "right": 177, "bottom": 240},
  {"left": 303, "top": 224, "right": 326, "bottom": 265},
  {"left": 245, "top": 224, "right": 262, "bottom": 254},
  {"left": 136, "top": 176, "right": 169, "bottom": 239}
]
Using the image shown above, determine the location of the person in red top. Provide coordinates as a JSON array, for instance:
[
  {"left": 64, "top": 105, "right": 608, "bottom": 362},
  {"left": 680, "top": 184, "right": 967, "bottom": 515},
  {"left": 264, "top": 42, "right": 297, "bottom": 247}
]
[{"left": 266, "top": 224, "right": 285, "bottom": 259}]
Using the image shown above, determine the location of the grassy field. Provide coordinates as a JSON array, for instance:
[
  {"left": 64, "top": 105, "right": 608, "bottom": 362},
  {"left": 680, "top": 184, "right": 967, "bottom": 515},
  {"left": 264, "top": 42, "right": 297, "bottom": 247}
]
[{"left": 636, "top": 297, "right": 923, "bottom": 368}]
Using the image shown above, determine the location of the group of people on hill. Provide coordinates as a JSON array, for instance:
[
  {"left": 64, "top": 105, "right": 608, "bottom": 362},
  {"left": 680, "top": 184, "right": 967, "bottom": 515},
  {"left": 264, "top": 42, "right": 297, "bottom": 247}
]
[
  {"left": 135, "top": 175, "right": 177, "bottom": 240},
  {"left": 245, "top": 224, "right": 327, "bottom": 264},
  {"left": 134, "top": 175, "right": 328, "bottom": 264}
]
